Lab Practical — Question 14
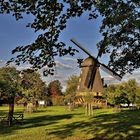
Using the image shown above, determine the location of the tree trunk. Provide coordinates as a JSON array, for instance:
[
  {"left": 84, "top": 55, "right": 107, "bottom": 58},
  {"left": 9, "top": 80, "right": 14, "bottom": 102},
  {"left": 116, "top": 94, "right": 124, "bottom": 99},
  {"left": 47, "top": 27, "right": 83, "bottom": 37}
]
[
  {"left": 85, "top": 103, "right": 88, "bottom": 116},
  {"left": 88, "top": 103, "right": 92, "bottom": 116},
  {"left": 8, "top": 97, "right": 15, "bottom": 126}
]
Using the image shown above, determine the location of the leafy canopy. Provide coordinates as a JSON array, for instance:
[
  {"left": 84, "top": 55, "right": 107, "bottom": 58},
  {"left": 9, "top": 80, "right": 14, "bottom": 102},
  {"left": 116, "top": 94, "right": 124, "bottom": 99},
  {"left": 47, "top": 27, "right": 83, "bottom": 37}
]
[
  {"left": 0, "top": 67, "right": 21, "bottom": 99},
  {"left": 47, "top": 80, "right": 62, "bottom": 97},
  {"left": 65, "top": 75, "right": 79, "bottom": 102},
  {"left": 20, "top": 69, "right": 47, "bottom": 102},
  {"left": 104, "top": 79, "right": 140, "bottom": 106},
  {"left": 0, "top": 0, "right": 139, "bottom": 76}
]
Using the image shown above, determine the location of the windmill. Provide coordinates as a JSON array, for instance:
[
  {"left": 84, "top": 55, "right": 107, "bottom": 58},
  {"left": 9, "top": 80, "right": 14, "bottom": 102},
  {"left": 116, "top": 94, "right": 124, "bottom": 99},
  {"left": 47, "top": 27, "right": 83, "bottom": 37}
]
[{"left": 71, "top": 38, "right": 122, "bottom": 115}]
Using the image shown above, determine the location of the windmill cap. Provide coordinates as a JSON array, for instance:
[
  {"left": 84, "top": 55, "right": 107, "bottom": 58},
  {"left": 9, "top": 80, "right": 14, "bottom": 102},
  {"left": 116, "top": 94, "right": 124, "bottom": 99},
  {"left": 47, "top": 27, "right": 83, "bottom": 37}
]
[{"left": 81, "top": 57, "right": 96, "bottom": 66}]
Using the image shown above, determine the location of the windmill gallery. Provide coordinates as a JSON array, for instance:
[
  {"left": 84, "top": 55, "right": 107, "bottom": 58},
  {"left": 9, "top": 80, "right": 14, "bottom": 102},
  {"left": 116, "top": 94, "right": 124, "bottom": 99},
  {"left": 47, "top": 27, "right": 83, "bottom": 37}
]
[{"left": 71, "top": 38, "right": 122, "bottom": 116}]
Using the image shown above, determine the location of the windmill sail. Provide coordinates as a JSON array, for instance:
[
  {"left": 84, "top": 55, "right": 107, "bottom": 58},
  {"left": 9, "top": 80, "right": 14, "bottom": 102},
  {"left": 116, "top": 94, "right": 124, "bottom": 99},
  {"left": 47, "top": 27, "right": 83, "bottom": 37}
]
[
  {"left": 71, "top": 38, "right": 93, "bottom": 58},
  {"left": 71, "top": 38, "right": 122, "bottom": 81},
  {"left": 100, "top": 64, "right": 122, "bottom": 81}
]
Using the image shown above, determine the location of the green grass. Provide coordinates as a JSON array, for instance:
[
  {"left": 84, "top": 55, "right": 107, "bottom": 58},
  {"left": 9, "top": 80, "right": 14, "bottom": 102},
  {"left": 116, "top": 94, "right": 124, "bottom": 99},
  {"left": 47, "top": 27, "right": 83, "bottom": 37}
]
[{"left": 0, "top": 106, "right": 140, "bottom": 140}]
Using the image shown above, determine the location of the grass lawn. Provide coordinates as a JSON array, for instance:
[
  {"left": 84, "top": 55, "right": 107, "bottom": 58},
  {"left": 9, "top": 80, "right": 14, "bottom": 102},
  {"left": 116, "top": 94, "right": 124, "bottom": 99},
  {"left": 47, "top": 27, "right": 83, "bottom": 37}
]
[{"left": 0, "top": 106, "right": 140, "bottom": 140}]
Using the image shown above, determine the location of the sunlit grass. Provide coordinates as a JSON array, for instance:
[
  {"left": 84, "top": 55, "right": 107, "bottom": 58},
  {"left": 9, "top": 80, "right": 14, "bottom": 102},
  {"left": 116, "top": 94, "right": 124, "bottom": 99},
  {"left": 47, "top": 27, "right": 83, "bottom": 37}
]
[{"left": 0, "top": 106, "right": 140, "bottom": 140}]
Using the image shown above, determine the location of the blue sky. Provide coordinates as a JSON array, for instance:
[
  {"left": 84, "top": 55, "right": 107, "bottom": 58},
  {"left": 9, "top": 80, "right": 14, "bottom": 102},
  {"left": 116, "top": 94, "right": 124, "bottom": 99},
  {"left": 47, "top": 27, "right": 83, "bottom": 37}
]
[
  {"left": 0, "top": 13, "right": 104, "bottom": 61},
  {"left": 0, "top": 13, "right": 139, "bottom": 89},
  {"left": 0, "top": 14, "right": 36, "bottom": 61}
]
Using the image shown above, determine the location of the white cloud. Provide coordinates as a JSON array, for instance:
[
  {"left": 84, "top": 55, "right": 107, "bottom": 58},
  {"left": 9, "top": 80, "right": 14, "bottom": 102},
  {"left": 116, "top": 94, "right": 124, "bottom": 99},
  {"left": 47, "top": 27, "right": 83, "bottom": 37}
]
[
  {"left": 0, "top": 60, "right": 32, "bottom": 72},
  {"left": 102, "top": 69, "right": 140, "bottom": 85},
  {"left": 103, "top": 75, "right": 115, "bottom": 81},
  {"left": 122, "top": 69, "right": 140, "bottom": 83},
  {"left": 102, "top": 75, "right": 119, "bottom": 85},
  {"left": 61, "top": 57, "right": 77, "bottom": 62},
  {"left": 53, "top": 73, "right": 65, "bottom": 79},
  {"left": 0, "top": 59, "right": 80, "bottom": 90},
  {"left": 16, "top": 64, "right": 31, "bottom": 71},
  {"left": 0, "top": 60, "right": 6, "bottom": 67},
  {"left": 8, "top": 62, "right": 32, "bottom": 71},
  {"left": 40, "top": 59, "right": 80, "bottom": 90},
  {"left": 55, "top": 61, "right": 74, "bottom": 69}
]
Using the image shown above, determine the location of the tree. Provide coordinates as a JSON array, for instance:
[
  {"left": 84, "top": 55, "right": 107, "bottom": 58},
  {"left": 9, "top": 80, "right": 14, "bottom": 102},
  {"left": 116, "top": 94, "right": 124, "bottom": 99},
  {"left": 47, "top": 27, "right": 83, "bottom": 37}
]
[
  {"left": 0, "top": 67, "right": 21, "bottom": 126},
  {"left": 135, "top": 87, "right": 140, "bottom": 108},
  {"left": 47, "top": 80, "right": 63, "bottom": 105},
  {"left": 0, "top": 1, "right": 139, "bottom": 76},
  {"left": 95, "top": 1, "right": 140, "bottom": 75},
  {"left": 48, "top": 80, "right": 62, "bottom": 97},
  {"left": 20, "top": 69, "right": 47, "bottom": 104},
  {"left": 124, "top": 79, "right": 138, "bottom": 104},
  {"left": 115, "top": 83, "right": 131, "bottom": 106},
  {"left": 103, "top": 84, "right": 117, "bottom": 105},
  {"left": 65, "top": 75, "right": 79, "bottom": 103},
  {"left": 104, "top": 79, "right": 140, "bottom": 107},
  {"left": 114, "top": 79, "right": 139, "bottom": 106}
]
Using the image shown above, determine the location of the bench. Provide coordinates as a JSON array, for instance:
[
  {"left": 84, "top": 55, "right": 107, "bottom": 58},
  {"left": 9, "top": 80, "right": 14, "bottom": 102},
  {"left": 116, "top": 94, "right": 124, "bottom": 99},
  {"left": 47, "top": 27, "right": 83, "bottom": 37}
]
[
  {"left": 0, "top": 113, "right": 24, "bottom": 125},
  {"left": 13, "top": 113, "right": 24, "bottom": 124},
  {"left": 0, "top": 114, "right": 9, "bottom": 125}
]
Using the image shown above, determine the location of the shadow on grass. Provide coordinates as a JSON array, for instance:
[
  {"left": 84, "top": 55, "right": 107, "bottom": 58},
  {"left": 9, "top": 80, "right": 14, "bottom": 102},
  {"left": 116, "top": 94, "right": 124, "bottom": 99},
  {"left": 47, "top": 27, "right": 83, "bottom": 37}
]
[
  {"left": 46, "top": 109, "right": 140, "bottom": 139},
  {"left": 0, "top": 113, "right": 78, "bottom": 135},
  {"left": 0, "top": 110, "right": 8, "bottom": 114},
  {"left": 23, "top": 113, "right": 75, "bottom": 128},
  {"left": 1, "top": 109, "right": 140, "bottom": 139}
]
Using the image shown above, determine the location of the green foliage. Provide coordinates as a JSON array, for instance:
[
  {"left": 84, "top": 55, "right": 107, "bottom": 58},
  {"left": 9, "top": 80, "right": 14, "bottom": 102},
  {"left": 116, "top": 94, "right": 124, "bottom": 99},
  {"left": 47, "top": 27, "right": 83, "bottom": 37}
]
[
  {"left": 0, "top": 0, "right": 139, "bottom": 75},
  {"left": 48, "top": 80, "right": 62, "bottom": 97},
  {"left": 0, "top": 67, "right": 47, "bottom": 104},
  {"left": 0, "top": 67, "right": 21, "bottom": 100},
  {"left": 96, "top": 1, "right": 140, "bottom": 75},
  {"left": 47, "top": 80, "right": 63, "bottom": 105},
  {"left": 104, "top": 79, "right": 140, "bottom": 106},
  {"left": 64, "top": 75, "right": 79, "bottom": 102},
  {"left": 19, "top": 70, "right": 47, "bottom": 103},
  {"left": 135, "top": 87, "right": 140, "bottom": 107},
  {"left": 51, "top": 96, "right": 64, "bottom": 106},
  {"left": 123, "top": 79, "right": 138, "bottom": 104},
  {"left": 103, "top": 84, "right": 117, "bottom": 105}
]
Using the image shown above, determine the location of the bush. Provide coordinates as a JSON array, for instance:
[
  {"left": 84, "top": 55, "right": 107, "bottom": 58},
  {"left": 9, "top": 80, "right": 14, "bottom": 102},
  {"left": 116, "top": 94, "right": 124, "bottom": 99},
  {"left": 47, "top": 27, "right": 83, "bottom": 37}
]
[{"left": 51, "top": 96, "right": 64, "bottom": 106}]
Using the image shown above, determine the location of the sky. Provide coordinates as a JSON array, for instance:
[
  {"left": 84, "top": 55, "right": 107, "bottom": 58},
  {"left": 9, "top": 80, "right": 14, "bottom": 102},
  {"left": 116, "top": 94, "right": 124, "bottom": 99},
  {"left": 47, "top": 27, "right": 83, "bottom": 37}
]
[
  {"left": 0, "top": 12, "right": 140, "bottom": 90},
  {"left": 0, "top": 13, "right": 103, "bottom": 61}
]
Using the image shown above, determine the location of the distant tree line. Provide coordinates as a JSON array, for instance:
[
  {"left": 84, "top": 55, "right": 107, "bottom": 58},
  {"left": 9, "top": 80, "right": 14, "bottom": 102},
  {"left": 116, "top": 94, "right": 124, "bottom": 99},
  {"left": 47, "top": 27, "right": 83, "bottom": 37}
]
[
  {"left": 0, "top": 67, "right": 66, "bottom": 107},
  {"left": 64, "top": 75, "right": 140, "bottom": 108},
  {"left": 104, "top": 79, "right": 140, "bottom": 107},
  {"left": 0, "top": 66, "right": 66, "bottom": 125},
  {"left": 1, "top": 66, "right": 140, "bottom": 111}
]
